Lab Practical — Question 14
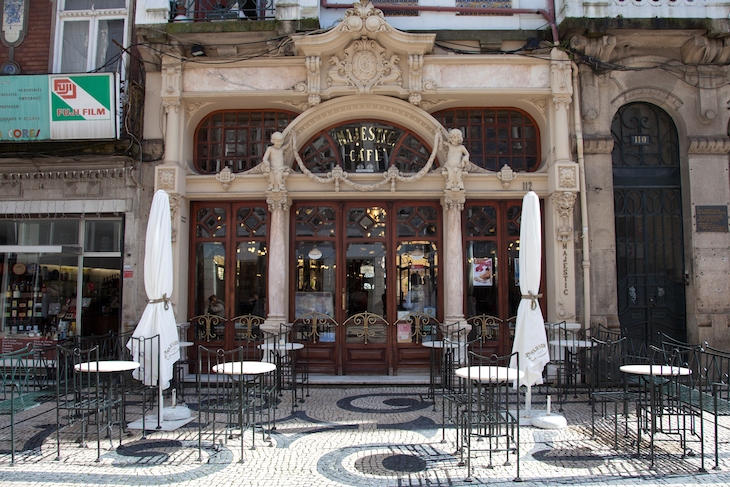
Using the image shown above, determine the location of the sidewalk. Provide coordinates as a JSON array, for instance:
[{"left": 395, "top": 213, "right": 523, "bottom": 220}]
[{"left": 1, "top": 383, "right": 730, "bottom": 486}]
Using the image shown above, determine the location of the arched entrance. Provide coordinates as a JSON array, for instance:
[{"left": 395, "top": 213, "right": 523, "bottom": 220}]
[{"left": 612, "top": 102, "right": 687, "bottom": 347}]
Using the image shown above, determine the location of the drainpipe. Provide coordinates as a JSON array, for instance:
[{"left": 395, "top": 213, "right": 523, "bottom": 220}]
[
  {"left": 571, "top": 62, "right": 591, "bottom": 333},
  {"left": 320, "top": 0, "right": 559, "bottom": 44}
]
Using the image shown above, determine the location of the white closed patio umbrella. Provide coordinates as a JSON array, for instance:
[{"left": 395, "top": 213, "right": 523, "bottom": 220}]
[
  {"left": 510, "top": 191, "right": 550, "bottom": 418},
  {"left": 127, "top": 189, "right": 180, "bottom": 427}
]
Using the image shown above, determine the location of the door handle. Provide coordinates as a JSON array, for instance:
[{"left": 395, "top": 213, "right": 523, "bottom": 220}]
[{"left": 342, "top": 288, "right": 346, "bottom": 311}]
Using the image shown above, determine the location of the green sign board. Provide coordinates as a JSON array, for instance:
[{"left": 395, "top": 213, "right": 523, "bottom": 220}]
[
  {"left": 0, "top": 75, "right": 50, "bottom": 141},
  {"left": 0, "top": 73, "right": 116, "bottom": 142}
]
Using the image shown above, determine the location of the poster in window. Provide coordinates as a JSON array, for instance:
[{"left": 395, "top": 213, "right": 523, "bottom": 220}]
[
  {"left": 397, "top": 323, "right": 412, "bottom": 343},
  {"left": 472, "top": 258, "right": 493, "bottom": 287}
]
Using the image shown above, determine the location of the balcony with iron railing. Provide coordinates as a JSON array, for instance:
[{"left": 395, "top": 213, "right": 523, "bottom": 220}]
[{"left": 169, "top": 0, "right": 276, "bottom": 22}]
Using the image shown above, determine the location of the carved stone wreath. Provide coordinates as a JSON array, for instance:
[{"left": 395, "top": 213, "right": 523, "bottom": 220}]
[{"left": 328, "top": 37, "right": 402, "bottom": 94}]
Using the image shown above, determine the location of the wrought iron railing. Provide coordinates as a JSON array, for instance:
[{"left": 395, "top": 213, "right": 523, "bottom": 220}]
[{"left": 169, "top": 0, "right": 276, "bottom": 22}]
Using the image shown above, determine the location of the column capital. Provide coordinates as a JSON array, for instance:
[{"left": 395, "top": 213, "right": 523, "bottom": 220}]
[
  {"left": 266, "top": 191, "right": 291, "bottom": 211},
  {"left": 441, "top": 189, "right": 465, "bottom": 211}
]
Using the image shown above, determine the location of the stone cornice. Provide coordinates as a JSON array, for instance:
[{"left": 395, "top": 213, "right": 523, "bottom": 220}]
[
  {"left": 582, "top": 136, "right": 614, "bottom": 155},
  {"left": 688, "top": 137, "right": 730, "bottom": 154}
]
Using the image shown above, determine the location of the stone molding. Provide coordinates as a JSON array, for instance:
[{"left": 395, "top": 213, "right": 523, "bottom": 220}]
[
  {"left": 292, "top": 2, "right": 435, "bottom": 107},
  {"left": 688, "top": 137, "right": 730, "bottom": 154},
  {"left": 0, "top": 167, "right": 130, "bottom": 181},
  {"left": 611, "top": 87, "right": 683, "bottom": 110},
  {"left": 582, "top": 136, "right": 614, "bottom": 155}
]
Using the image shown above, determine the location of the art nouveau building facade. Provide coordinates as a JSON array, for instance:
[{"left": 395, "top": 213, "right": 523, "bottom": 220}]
[{"left": 129, "top": 0, "right": 730, "bottom": 374}]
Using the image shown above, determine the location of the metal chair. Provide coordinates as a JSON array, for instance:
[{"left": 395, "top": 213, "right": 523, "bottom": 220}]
[
  {"left": 55, "top": 343, "right": 124, "bottom": 461},
  {"left": 124, "top": 334, "right": 162, "bottom": 437},
  {"left": 196, "top": 344, "right": 276, "bottom": 463},
  {"left": 590, "top": 336, "right": 642, "bottom": 449},
  {"left": 290, "top": 311, "right": 338, "bottom": 400},
  {"left": 635, "top": 344, "right": 703, "bottom": 470},
  {"left": 547, "top": 321, "right": 592, "bottom": 411},
  {"left": 460, "top": 350, "right": 521, "bottom": 482}
]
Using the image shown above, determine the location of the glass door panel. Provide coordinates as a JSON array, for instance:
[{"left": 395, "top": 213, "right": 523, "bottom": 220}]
[
  {"left": 345, "top": 242, "right": 386, "bottom": 319},
  {"left": 466, "top": 241, "right": 498, "bottom": 316},
  {"left": 396, "top": 241, "right": 438, "bottom": 320},
  {"left": 294, "top": 241, "right": 336, "bottom": 317},
  {"left": 234, "top": 241, "right": 267, "bottom": 317},
  {"left": 193, "top": 241, "right": 227, "bottom": 343}
]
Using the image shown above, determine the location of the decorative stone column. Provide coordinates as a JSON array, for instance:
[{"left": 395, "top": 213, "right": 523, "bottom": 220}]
[
  {"left": 161, "top": 55, "right": 182, "bottom": 166},
  {"left": 545, "top": 47, "right": 580, "bottom": 324},
  {"left": 264, "top": 191, "right": 291, "bottom": 332},
  {"left": 157, "top": 54, "right": 187, "bottom": 323},
  {"left": 441, "top": 190, "right": 466, "bottom": 327}
]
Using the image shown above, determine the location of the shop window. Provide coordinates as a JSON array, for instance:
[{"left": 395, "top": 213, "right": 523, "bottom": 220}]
[
  {"left": 84, "top": 220, "right": 122, "bottom": 252},
  {"left": 194, "top": 110, "right": 297, "bottom": 174},
  {"left": 433, "top": 108, "right": 540, "bottom": 172}
]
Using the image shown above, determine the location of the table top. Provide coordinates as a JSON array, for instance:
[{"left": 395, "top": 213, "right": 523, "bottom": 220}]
[
  {"left": 421, "top": 340, "right": 466, "bottom": 349},
  {"left": 548, "top": 339, "right": 593, "bottom": 348},
  {"left": 620, "top": 364, "right": 692, "bottom": 377},
  {"left": 455, "top": 366, "right": 524, "bottom": 382},
  {"left": 212, "top": 361, "right": 277, "bottom": 375},
  {"left": 257, "top": 342, "right": 305, "bottom": 351},
  {"left": 74, "top": 360, "right": 140, "bottom": 373}
]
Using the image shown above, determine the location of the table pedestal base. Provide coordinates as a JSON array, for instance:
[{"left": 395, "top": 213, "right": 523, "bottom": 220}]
[{"left": 531, "top": 413, "right": 567, "bottom": 429}]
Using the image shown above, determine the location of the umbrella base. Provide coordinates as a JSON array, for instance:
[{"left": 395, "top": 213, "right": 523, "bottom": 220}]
[
  {"left": 126, "top": 407, "right": 194, "bottom": 431},
  {"left": 163, "top": 405, "right": 192, "bottom": 421},
  {"left": 530, "top": 412, "right": 567, "bottom": 429}
]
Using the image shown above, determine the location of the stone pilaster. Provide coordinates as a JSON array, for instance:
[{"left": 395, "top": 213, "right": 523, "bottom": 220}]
[
  {"left": 264, "top": 191, "right": 291, "bottom": 331},
  {"left": 441, "top": 190, "right": 466, "bottom": 326},
  {"left": 161, "top": 55, "right": 182, "bottom": 166}
]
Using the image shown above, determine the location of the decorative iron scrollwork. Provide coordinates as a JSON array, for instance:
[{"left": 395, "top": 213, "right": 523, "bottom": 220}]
[{"left": 192, "top": 314, "right": 225, "bottom": 342}]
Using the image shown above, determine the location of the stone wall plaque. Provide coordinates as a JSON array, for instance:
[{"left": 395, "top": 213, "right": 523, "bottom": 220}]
[{"left": 696, "top": 205, "right": 729, "bottom": 233}]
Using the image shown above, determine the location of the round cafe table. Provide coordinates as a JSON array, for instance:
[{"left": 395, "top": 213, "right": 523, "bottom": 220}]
[
  {"left": 74, "top": 360, "right": 140, "bottom": 374},
  {"left": 212, "top": 361, "right": 277, "bottom": 376}
]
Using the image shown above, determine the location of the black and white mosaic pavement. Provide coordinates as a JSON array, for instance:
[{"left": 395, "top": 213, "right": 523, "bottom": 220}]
[{"left": 0, "top": 386, "right": 728, "bottom": 486}]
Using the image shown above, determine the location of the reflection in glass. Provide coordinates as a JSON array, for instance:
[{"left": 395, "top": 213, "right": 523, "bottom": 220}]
[
  {"left": 346, "top": 242, "right": 386, "bottom": 318},
  {"left": 234, "top": 241, "right": 267, "bottom": 317},
  {"left": 195, "top": 242, "right": 226, "bottom": 320},
  {"left": 396, "top": 241, "right": 437, "bottom": 320},
  {"left": 294, "top": 241, "right": 335, "bottom": 317}
]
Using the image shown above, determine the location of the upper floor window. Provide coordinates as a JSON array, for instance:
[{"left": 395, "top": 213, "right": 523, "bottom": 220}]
[
  {"left": 432, "top": 108, "right": 540, "bottom": 172},
  {"left": 194, "top": 110, "right": 297, "bottom": 174},
  {"left": 55, "top": 0, "right": 127, "bottom": 74}
]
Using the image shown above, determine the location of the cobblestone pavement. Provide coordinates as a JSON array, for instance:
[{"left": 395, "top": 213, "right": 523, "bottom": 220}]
[{"left": 2, "top": 384, "right": 730, "bottom": 486}]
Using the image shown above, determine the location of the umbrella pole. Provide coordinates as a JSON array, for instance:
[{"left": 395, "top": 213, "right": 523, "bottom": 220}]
[
  {"left": 525, "top": 385, "right": 532, "bottom": 416},
  {"left": 158, "top": 382, "right": 163, "bottom": 428}
]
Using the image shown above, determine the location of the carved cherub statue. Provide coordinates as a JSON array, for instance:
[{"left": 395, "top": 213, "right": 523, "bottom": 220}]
[
  {"left": 440, "top": 128, "right": 470, "bottom": 191},
  {"left": 262, "top": 131, "right": 291, "bottom": 192}
]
